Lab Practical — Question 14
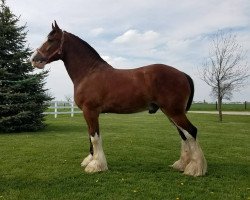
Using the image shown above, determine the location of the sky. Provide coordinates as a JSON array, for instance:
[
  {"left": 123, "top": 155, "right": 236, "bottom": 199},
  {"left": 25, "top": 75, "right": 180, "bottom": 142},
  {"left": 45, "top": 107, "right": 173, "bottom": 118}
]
[{"left": 6, "top": 0, "right": 250, "bottom": 102}]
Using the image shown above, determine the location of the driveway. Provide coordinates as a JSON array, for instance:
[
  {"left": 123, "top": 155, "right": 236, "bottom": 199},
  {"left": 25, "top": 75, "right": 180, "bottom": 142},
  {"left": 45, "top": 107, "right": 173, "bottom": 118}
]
[{"left": 189, "top": 111, "right": 250, "bottom": 116}]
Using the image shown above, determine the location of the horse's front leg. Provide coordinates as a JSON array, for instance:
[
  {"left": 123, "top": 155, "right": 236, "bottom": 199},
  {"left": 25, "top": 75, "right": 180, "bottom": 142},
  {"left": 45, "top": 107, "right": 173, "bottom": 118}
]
[{"left": 81, "top": 109, "right": 108, "bottom": 173}]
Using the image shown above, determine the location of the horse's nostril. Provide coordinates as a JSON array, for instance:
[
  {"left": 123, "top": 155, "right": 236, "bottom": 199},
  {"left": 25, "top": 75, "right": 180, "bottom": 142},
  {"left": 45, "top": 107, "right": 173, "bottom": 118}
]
[{"left": 30, "top": 52, "right": 46, "bottom": 63}]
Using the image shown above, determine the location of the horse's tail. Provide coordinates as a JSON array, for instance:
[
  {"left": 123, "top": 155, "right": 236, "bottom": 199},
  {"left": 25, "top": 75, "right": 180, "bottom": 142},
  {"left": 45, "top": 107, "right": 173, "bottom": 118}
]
[{"left": 184, "top": 73, "right": 194, "bottom": 112}]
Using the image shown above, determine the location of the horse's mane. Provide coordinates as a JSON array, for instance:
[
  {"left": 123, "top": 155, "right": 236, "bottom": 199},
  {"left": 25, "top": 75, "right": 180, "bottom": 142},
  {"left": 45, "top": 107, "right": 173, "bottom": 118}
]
[{"left": 67, "top": 32, "right": 106, "bottom": 63}]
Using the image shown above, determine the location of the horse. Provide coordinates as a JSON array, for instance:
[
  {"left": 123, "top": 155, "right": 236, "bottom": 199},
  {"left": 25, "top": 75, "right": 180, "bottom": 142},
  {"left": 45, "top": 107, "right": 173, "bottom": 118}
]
[{"left": 31, "top": 21, "right": 207, "bottom": 176}]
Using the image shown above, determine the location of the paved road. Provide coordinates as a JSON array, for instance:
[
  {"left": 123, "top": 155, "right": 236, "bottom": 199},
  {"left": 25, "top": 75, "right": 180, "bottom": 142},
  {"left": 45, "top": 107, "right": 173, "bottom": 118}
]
[{"left": 189, "top": 111, "right": 250, "bottom": 116}]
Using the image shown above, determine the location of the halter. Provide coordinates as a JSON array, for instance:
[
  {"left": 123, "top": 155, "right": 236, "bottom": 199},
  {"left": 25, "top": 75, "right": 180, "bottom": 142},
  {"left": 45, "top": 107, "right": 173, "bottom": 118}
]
[{"left": 36, "top": 31, "right": 65, "bottom": 63}]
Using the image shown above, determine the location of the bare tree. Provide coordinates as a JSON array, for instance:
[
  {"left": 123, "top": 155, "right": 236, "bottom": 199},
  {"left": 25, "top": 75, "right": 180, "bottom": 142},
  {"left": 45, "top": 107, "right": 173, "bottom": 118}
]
[
  {"left": 64, "top": 95, "right": 73, "bottom": 103},
  {"left": 200, "top": 30, "right": 249, "bottom": 121}
]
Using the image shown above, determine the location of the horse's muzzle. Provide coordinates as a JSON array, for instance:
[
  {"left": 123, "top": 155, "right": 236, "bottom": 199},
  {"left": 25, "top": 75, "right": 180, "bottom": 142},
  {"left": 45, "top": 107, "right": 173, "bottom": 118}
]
[{"left": 30, "top": 50, "right": 47, "bottom": 69}]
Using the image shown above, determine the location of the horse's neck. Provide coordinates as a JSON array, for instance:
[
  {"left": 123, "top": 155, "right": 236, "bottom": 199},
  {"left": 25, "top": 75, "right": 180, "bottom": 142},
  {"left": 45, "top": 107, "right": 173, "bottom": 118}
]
[{"left": 62, "top": 34, "right": 111, "bottom": 85}]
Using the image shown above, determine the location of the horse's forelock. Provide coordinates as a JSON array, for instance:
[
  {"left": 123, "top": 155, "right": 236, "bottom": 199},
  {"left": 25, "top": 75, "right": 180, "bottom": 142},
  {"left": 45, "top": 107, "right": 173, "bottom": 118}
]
[{"left": 48, "top": 29, "right": 56, "bottom": 37}]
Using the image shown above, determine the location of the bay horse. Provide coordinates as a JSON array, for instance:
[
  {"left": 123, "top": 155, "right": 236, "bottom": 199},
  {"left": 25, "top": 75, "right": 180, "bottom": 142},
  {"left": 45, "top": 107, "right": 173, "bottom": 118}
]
[{"left": 31, "top": 21, "right": 207, "bottom": 176}]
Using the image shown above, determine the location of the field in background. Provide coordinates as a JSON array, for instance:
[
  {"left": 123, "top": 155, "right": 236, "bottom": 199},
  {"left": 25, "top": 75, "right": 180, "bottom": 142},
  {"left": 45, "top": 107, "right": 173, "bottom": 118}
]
[
  {"left": 191, "top": 102, "right": 250, "bottom": 111},
  {"left": 0, "top": 112, "right": 249, "bottom": 200},
  {"left": 45, "top": 101, "right": 250, "bottom": 118}
]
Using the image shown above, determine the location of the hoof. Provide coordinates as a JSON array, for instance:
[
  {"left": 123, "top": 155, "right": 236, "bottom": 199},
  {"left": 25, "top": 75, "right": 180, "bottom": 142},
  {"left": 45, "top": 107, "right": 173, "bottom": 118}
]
[
  {"left": 85, "top": 160, "right": 108, "bottom": 173},
  {"left": 81, "top": 154, "right": 93, "bottom": 167},
  {"left": 171, "top": 159, "right": 186, "bottom": 172},
  {"left": 183, "top": 160, "right": 207, "bottom": 177}
]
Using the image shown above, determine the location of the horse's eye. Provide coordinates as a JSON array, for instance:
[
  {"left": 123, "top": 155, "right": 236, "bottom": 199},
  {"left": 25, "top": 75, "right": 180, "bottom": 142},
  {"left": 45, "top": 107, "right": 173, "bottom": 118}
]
[{"left": 47, "top": 36, "right": 54, "bottom": 42}]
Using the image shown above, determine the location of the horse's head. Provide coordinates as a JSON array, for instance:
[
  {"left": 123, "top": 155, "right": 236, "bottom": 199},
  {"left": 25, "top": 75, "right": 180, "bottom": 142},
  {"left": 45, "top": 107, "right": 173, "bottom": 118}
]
[{"left": 31, "top": 21, "right": 64, "bottom": 69}]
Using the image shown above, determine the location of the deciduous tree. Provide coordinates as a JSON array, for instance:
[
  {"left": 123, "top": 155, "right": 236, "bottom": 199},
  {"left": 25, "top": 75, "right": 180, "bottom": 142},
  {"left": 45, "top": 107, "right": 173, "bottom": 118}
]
[{"left": 200, "top": 30, "right": 249, "bottom": 121}]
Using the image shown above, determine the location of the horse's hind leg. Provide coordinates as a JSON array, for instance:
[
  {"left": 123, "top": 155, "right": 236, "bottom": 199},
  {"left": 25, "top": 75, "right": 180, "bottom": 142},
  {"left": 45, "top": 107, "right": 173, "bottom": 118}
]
[
  {"left": 170, "top": 114, "right": 207, "bottom": 176},
  {"left": 171, "top": 130, "right": 191, "bottom": 172}
]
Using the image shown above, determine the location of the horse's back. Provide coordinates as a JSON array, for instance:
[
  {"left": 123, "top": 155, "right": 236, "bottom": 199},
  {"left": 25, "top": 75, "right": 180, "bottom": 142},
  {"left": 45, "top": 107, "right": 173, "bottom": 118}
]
[
  {"left": 136, "top": 64, "right": 190, "bottom": 95},
  {"left": 109, "top": 64, "right": 191, "bottom": 113}
]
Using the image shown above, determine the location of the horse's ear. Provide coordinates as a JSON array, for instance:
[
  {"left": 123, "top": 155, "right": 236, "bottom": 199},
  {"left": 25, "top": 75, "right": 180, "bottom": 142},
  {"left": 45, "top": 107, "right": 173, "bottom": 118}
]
[
  {"left": 54, "top": 20, "right": 60, "bottom": 30},
  {"left": 52, "top": 20, "right": 60, "bottom": 31}
]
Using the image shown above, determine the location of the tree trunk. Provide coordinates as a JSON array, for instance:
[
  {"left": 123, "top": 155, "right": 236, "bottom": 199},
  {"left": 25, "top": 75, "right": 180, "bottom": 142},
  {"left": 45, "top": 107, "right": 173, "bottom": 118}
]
[{"left": 218, "top": 96, "right": 223, "bottom": 122}]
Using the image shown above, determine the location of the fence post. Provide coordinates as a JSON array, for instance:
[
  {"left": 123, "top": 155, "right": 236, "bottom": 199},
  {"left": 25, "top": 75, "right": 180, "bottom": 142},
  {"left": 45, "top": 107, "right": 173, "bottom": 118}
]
[
  {"left": 71, "top": 101, "right": 74, "bottom": 117},
  {"left": 245, "top": 101, "right": 247, "bottom": 110},
  {"left": 215, "top": 101, "right": 217, "bottom": 110},
  {"left": 55, "top": 101, "right": 58, "bottom": 118}
]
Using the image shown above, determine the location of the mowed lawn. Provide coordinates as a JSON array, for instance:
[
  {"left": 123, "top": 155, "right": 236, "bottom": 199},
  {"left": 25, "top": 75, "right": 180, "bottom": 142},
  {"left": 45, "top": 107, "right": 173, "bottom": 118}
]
[{"left": 0, "top": 112, "right": 249, "bottom": 200}]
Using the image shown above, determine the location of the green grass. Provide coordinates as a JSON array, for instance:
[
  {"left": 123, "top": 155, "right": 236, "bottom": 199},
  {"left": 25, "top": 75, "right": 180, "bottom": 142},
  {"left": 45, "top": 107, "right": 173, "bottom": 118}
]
[
  {"left": 191, "top": 102, "right": 250, "bottom": 111},
  {"left": 0, "top": 112, "right": 249, "bottom": 200}
]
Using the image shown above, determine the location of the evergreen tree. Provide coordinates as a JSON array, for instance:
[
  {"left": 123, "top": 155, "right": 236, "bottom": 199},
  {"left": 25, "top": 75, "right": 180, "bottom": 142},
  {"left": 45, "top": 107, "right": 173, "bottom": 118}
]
[{"left": 0, "top": 0, "right": 52, "bottom": 132}]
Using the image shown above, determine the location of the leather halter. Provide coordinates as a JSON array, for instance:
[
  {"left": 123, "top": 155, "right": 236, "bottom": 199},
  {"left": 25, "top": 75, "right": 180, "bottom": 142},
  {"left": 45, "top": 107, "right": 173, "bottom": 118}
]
[{"left": 36, "top": 31, "right": 65, "bottom": 63}]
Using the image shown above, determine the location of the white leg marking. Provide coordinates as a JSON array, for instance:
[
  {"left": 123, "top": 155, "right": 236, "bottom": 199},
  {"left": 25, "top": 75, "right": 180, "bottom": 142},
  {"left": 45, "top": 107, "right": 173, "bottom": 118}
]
[
  {"left": 177, "top": 126, "right": 193, "bottom": 140},
  {"left": 171, "top": 140, "right": 191, "bottom": 171},
  {"left": 85, "top": 133, "right": 108, "bottom": 173},
  {"left": 184, "top": 138, "right": 207, "bottom": 176},
  {"left": 81, "top": 154, "right": 93, "bottom": 167},
  {"left": 171, "top": 125, "right": 207, "bottom": 176}
]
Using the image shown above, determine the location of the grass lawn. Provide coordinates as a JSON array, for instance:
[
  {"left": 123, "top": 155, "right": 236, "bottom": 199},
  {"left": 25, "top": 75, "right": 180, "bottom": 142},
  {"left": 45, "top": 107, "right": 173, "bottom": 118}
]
[{"left": 0, "top": 112, "right": 249, "bottom": 200}]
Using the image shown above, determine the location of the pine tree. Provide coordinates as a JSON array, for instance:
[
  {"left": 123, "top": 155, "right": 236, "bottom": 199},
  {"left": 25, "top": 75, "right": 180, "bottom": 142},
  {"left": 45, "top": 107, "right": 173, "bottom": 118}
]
[{"left": 0, "top": 0, "right": 52, "bottom": 132}]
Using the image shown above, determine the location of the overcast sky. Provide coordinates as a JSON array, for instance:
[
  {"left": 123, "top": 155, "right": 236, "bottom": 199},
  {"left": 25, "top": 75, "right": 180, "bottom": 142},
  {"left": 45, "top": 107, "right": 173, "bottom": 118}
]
[{"left": 7, "top": 0, "right": 250, "bottom": 102}]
